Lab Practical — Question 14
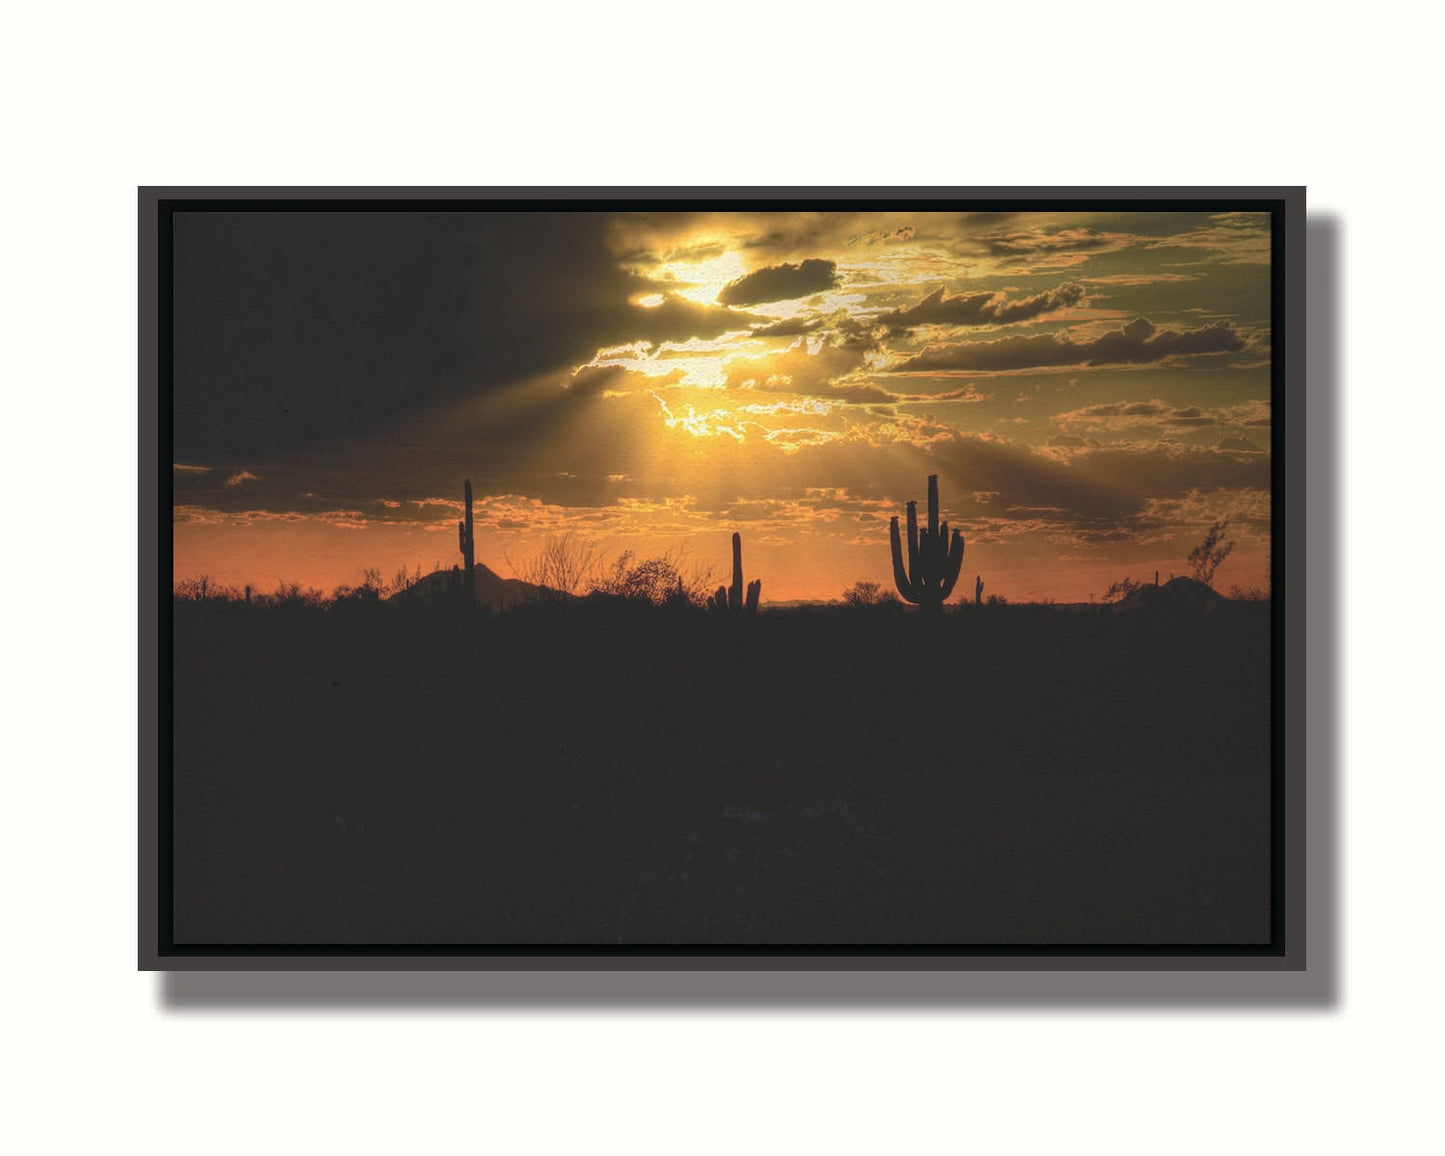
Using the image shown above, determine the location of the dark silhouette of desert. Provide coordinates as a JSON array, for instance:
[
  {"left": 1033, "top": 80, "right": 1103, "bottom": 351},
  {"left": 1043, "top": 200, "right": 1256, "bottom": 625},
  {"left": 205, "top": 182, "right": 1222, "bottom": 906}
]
[{"left": 171, "top": 477, "right": 1270, "bottom": 947}]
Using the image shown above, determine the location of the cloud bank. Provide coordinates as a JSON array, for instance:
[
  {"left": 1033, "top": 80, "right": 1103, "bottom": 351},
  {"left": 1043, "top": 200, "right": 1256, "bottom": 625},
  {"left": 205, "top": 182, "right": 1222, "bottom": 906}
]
[{"left": 892, "top": 317, "right": 1244, "bottom": 374}]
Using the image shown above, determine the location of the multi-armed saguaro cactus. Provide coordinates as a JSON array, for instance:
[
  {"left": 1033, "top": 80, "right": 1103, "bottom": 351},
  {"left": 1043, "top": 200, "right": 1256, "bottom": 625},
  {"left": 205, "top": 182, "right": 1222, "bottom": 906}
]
[
  {"left": 889, "top": 474, "right": 965, "bottom": 613},
  {"left": 709, "top": 531, "right": 761, "bottom": 614},
  {"left": 457, "top": 479, "right": 475, "bottom": 604}
]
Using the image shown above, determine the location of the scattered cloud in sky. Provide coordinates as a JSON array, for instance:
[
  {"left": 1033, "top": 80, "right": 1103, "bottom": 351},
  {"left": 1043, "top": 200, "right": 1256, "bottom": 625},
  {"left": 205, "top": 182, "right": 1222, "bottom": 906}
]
[
  {"left": 966, "top": 226, "right": 1135, "bottom": 267},
  {"left": 891, "top": 317, "right": 1244, "bottom": 374},
  {"left": 879, "top": 281, "right": 1084, "bottom": 333}
]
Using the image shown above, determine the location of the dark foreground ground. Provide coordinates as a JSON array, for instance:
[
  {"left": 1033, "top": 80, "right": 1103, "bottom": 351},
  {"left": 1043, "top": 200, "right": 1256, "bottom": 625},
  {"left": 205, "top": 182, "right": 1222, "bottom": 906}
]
[{"left": 171, "top": 598, "right": 1272, "bottom": 946}]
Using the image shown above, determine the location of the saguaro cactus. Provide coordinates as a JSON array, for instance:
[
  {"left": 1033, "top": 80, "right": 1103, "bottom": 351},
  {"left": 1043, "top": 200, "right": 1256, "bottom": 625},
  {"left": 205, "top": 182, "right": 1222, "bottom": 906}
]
[
  {"left": 458, "top": 479, "right": 475, "bottom": 604},
  {"left": 709, "top": 531, "right": 761, "bottom": 614},
  {"left": 889, "top": 474, "right": 965, "bottom": 613}
]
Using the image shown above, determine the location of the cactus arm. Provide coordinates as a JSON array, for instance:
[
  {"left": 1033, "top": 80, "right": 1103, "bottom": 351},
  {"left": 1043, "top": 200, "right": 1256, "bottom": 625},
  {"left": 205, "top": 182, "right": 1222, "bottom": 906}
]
[
  {"left": 905, "top": 500, "right": 920, "bottom": 576},
  {"left": 927, "top": 474, "right": 939, "bottom": 540},
  {"left": 939, "top": 530, "right": 966, "bottom": 598},
  {"left": 889, "top": 516, "right": 919, "bottom": 603},
  {"left": 729, "top": 531, "right": 744, "bottom": 609},
  {"left": 711, "top": 531, "right": 763, "bottom": 615}
]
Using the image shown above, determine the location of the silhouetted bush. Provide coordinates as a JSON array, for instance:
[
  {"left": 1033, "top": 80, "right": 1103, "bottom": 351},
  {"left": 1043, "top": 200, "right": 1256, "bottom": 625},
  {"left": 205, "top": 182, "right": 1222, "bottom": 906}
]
[
  {"left": 841, "top": 580, "right": 900, "bottom": 609},
  {"left": 1103, "top": 577, "right": 1143, "bottom": 603},
  {"left": 589, "top": 549, "right": 715, "bottom": 607},
  {"left": 173, "top": 575, "right": 243, "bottom": 603},
  {"left": 1188, "top": 518, "right": 1235, "bottom": 587},
  {"left": 513, "top": 532, "right": 604, "bottom": 604}
]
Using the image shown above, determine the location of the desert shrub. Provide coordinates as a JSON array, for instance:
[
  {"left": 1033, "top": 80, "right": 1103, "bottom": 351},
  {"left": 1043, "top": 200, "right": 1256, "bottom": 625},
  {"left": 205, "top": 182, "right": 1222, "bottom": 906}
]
[
  {"left": 389, "top": 562, "right": 422, "bottom": 596},
  {"left": 1102, "top": 577, "right": 1143, "bottom": 603},
  {"left": 332, "top": 582, "right": 380, "bottom": 604},
  {"left": 1228, "top": 584, "right": 1269, "bottom": 602},
  {"left": 339, "top": 568, "right": 385, "bottom": 602},
  {"left": 173, "top": 575, "right": 242, "bottom": 603},
  {"left": 511, "top": 533, "right": 604, "bottom": 602},
  {"left": 589, "top": 550, "right": 715, "bottom": 607},
  {"left": 272, "top": 580, "right": 326, "bottom": 608},
  {"left": 1188, "top": 518, "right": 1235, "bottom": 587},
  {"left": 174, "top": 575, "right": 212, "bottom": 602},
  {"left": 841, "top": 580, "right": 900, "bottom": 608}
]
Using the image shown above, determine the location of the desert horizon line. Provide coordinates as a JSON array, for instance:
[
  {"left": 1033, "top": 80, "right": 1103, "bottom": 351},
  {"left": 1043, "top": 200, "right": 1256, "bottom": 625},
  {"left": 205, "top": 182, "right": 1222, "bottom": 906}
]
[{"left": 173, "top": 477, "right": 1269, "bottom": 605}]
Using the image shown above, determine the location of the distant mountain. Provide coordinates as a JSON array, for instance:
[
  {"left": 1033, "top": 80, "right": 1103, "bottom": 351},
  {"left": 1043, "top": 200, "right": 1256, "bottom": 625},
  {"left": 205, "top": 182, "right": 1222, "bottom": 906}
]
[{"left": 388, "top": 563, "right": 552, "bottom": 611}]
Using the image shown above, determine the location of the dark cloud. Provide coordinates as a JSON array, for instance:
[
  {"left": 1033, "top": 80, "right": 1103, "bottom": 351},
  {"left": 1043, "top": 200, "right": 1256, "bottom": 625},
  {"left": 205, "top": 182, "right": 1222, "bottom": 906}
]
[
  {"left": 749, "top": 316, "right": 824, "bottom": 338},
  {"left": 718, "top": 259, "right": 839, "bottom": 306},
  {"left": 972, "top": 227, "right": 1129, "bottom": 264},
  {"left": 892, "top": 317, "right": 1244, "bottom": 374},
  {"left": 934, "top": 385, "right": 988, "bottom": 401},
  {"left": 1218, "top": 436, "right": 1263, "bottom": 452},
  {"left": 879, "top": 281, "right": 1084, "bottom": 333},
  {"left": 1054, "top": 398, "right": 1269, "bottom": 434},
  {"left": 846, "top": 224, "right": 916, "bottom": 247},
  {"left": 834, "top": 313, "right": 883, "bottom": 350},
  {"left": 1083, "top": 402, "right": 1169, "bottom": 418},
  {"left": 1165, "top": 406, "right": 1217, "bottom": 427}
]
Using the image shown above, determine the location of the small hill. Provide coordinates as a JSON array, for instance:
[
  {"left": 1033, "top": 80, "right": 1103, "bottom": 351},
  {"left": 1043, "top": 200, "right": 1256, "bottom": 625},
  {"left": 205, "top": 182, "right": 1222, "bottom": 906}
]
[
  {"left": 1113, "top": 575, "right": 1226, "bottom": 614},
  {"left": 389, "top": 563, "right": 551, "bottom": 611}
]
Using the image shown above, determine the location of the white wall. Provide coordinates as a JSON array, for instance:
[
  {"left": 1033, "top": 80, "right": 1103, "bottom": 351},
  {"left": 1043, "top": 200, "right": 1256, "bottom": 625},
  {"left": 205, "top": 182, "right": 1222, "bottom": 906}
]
[{"left": 3, "top": 3, "right": 1436, "bottom": 1152}]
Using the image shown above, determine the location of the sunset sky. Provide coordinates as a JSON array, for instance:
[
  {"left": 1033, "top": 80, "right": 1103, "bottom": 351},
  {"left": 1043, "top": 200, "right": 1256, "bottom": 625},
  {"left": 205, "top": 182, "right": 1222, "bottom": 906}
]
[{"left": 172, "top": 205, "right": 1273, "bottom": 602}]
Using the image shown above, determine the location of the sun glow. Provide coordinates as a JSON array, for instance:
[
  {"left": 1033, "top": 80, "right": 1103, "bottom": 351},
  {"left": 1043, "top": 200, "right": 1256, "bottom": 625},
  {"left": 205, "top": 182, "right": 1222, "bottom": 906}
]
[
  {"left": 650, "top": 390, "right": 747, "bottom": 441},
  {"left": 659, "top": 252, "right": 748, "bottom": 304}
]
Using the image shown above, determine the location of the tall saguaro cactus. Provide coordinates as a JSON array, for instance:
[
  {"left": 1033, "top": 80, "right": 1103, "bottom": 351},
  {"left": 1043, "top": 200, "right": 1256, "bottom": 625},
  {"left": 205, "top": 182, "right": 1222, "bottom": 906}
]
[
  {"left": 458, "top": 479, "right": 475, "bottom": 604},
  {"left": 889, "top": 474, "right": 965, "bottom": 613},
  {"left": 710, "top": 531, "right": 761, "bottom": 614}
]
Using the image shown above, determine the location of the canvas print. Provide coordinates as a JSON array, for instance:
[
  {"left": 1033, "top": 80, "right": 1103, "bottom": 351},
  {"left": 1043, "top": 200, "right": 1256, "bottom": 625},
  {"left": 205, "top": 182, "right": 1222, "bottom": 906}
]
[{"left": 166, "top": 198, "right": 1279, "bottom": 951}]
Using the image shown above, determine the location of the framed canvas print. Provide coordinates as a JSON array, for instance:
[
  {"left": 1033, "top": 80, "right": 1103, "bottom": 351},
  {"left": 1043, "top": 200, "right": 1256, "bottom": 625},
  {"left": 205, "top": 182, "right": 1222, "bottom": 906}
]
[{"left": 142, "top": 188, "right": 1305, "bottom": 969}]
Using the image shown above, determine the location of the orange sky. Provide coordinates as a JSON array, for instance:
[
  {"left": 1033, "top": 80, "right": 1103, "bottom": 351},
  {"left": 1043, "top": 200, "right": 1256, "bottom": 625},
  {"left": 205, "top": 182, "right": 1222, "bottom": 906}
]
[{"left": 172, "top": 207, "right": 1273, "bottom": 603}]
